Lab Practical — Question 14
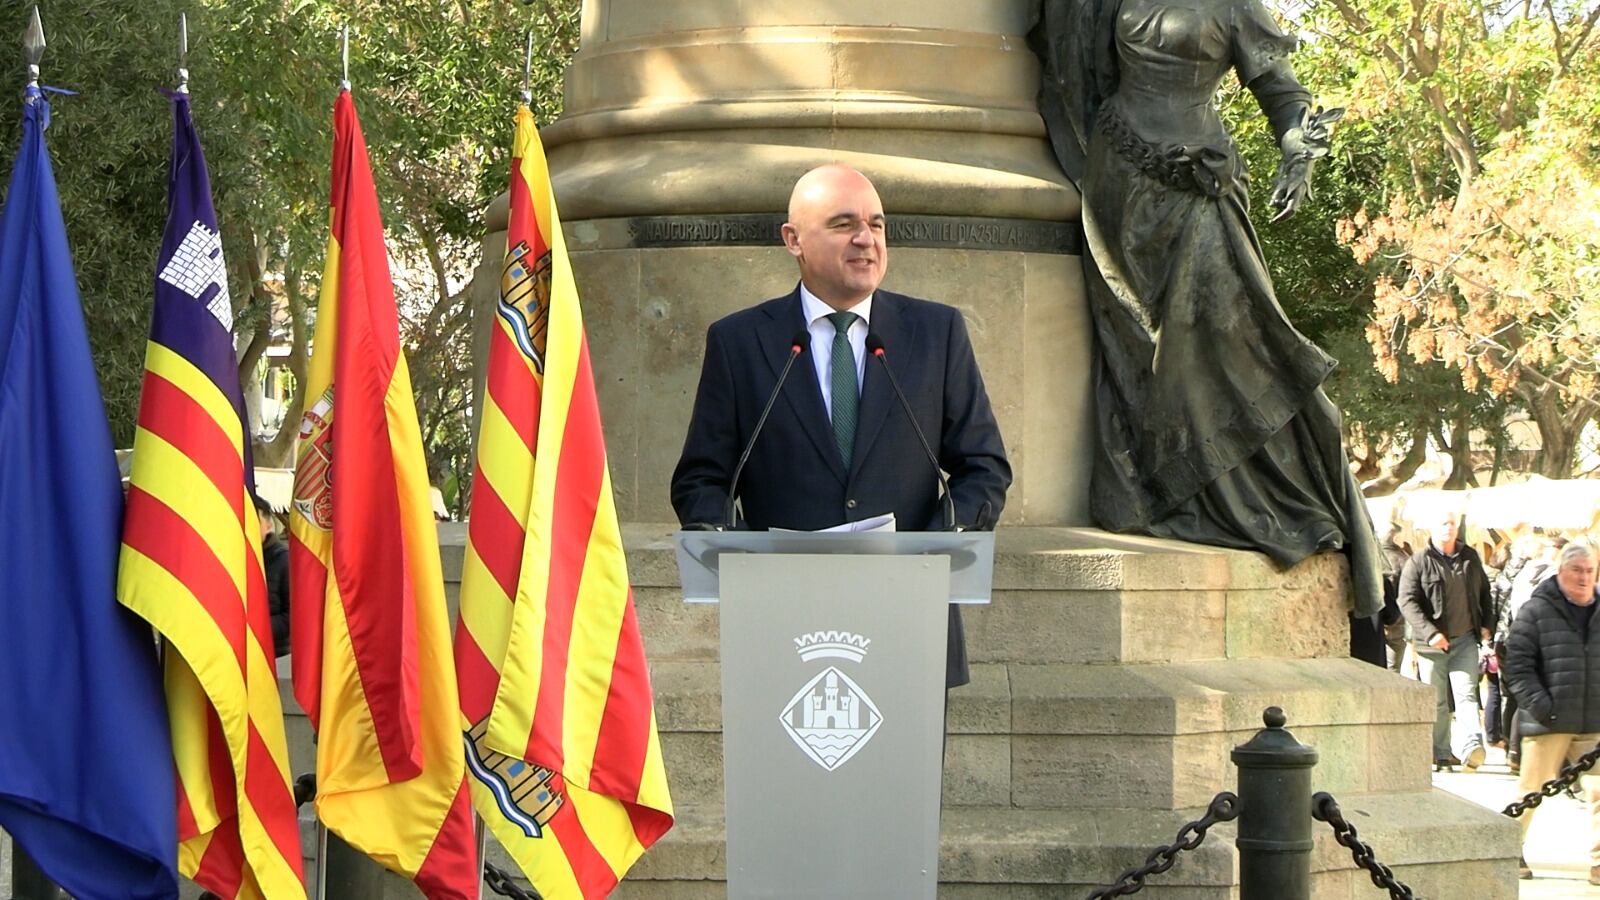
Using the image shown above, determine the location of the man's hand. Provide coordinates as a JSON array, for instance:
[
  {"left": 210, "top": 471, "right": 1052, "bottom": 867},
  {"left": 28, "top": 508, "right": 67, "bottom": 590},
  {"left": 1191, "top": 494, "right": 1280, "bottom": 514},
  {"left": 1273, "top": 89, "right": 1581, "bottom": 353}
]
[{"left": 1429, "top": 633, "right": 1450, "bottom": 651}]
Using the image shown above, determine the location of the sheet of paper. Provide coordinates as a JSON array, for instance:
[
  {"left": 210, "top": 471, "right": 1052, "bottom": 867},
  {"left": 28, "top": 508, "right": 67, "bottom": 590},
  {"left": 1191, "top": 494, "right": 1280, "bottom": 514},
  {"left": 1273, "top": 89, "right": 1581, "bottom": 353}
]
[{"left": 771, "top": 513, "right": 896, "bottom": 534}]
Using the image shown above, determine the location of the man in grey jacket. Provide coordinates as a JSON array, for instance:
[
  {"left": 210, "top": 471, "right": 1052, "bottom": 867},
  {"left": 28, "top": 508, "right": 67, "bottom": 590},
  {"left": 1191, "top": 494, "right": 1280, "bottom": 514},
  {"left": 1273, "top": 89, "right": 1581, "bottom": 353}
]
[
  {"left": 1398, "top": 510, "right": 1495, "bottom": 771},
  {"left": 1504, "top": 542, "right": 1600, "bottom": 882}
]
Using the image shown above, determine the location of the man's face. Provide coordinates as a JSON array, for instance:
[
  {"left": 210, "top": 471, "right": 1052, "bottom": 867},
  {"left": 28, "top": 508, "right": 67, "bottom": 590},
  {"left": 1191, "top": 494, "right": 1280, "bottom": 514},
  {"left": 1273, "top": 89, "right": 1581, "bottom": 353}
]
[
  {"left": 781, "top": 168, "right": 887, "bottom": 309},
  {"left": 1557, "top": 553, "right": 1598, "bottom": 605},
  {"left": 1430, "top": 514, "right": 1460, "bottom": 550}
]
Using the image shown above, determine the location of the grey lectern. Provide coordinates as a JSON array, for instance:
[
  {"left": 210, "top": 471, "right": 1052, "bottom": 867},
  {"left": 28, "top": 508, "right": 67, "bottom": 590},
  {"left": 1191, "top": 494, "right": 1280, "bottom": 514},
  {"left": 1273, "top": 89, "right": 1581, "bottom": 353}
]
[{"left": 673, "top": 530, "right": 994, "bottom": 899}]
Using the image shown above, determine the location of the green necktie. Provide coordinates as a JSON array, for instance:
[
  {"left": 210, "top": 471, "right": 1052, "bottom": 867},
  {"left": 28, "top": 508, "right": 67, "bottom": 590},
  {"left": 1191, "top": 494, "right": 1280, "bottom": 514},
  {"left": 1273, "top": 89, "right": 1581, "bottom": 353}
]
[{"left": 827, "top": 311, "right": 860, "bottom": 467}]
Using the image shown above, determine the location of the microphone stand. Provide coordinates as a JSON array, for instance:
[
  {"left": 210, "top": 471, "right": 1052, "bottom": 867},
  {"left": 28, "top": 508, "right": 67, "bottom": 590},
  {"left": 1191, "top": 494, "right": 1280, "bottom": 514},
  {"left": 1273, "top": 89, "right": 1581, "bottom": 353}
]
[
  {"left": 866, "top": 334, "right": 959, "bottom": 531},
  {"left": 723, "top": 331, "right": 810, "bottom": 529}
]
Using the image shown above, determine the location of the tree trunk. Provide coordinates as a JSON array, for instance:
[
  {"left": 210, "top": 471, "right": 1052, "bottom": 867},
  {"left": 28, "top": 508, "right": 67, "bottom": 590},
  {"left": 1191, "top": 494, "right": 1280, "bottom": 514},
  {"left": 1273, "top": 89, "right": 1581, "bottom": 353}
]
[
  {"left": 1442, "top": 415, "right": 1476, "bottom": 489},
  {"left": 251, "top": 263, "right": 312, "bottom": 469},
  {"left": 1362, "top": 428, "right": 1429, "bottom": 496},
  {"left": 1523, "top": 384, "right": 1591, "bottom": 478}
]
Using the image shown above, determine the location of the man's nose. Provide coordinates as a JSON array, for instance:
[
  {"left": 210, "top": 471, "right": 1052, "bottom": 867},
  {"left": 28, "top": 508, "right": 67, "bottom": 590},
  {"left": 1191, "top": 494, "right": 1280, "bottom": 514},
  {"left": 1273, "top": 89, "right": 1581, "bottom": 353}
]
[{"left": 851, "top": 226, "right": 874, "bottom": 245}]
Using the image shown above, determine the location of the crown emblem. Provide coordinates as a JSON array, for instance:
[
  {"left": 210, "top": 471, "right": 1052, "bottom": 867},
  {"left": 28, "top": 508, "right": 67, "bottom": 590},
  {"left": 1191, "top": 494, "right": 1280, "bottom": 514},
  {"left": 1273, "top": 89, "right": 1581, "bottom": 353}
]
[{"left": 794, "top": 630, "right": 871, "bottom": 663}]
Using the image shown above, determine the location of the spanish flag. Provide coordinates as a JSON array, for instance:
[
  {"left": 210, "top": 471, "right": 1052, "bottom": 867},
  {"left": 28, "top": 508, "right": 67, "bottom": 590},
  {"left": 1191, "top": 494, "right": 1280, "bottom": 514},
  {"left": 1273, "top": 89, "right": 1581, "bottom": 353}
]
[
  {"left": 454, "top": 106, "right": 673, "bottom": 898},
  {"left": 288, "top": 89, "right": 477, "bottom": 898},
  {"left": 117, "top": 90, "right": 305, "bottom": 900}
]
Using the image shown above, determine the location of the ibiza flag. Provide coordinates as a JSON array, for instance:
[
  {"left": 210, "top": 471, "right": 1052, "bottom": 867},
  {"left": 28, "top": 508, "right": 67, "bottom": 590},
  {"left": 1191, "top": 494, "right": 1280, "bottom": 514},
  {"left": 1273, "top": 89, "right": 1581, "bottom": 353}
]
[
  {"left": 0, "top": 85, "right": 180, "bottom": 899},
  {"left": 287, "top": 89, "right": 477, "bottom": 898},
  {"left": 118, "top": 90, "right": 307, "bottom": 900},
  {"left": 454, "top": 104, "right": 673, "bottom": 899}
]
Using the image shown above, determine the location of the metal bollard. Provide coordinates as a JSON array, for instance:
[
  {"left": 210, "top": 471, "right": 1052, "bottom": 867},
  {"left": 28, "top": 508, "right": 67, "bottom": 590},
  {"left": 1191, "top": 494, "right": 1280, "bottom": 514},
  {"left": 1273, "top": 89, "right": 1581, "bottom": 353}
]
[
  {"left": 1231, "top": 706, "right": 1318, "bottom": 900},
  {"left": 10, "top": 846, "right": 67, "bottom": 900},
  {"left": 321, "top": 829, "right": 396, "bottom": 899}
]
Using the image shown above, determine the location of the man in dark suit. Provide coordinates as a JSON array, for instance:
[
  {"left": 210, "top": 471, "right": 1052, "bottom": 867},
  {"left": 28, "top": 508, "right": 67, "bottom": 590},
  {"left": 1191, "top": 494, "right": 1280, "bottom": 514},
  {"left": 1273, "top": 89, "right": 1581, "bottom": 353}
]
[{"left": 670, "top": 164, "right": 1012, "bottom": 688}]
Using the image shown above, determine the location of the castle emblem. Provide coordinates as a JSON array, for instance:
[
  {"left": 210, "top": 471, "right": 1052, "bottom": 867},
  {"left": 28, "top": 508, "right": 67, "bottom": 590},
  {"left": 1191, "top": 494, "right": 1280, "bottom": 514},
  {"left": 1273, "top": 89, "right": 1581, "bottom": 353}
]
[
  {"left": 463, "top": 717, "right": 564, "bottom": 838},
  {"left": 779, "top": 631, "right": 883, "bottom": 772},
  {"left": 498, "top": 238, "right": 551, "bottom": 373},
  {"left": 291, "top": 389, "right": 335, "bottom": 531},
  {"left": 159, "top": 220, "right": 232, "bottom": 331}
]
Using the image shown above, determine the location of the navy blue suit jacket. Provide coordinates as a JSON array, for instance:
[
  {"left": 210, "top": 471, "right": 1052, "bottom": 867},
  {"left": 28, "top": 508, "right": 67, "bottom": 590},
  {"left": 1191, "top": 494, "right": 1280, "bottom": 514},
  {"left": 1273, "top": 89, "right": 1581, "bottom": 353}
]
[{"left": 670, "top": 286, "right": 1012, "bottom": 686}]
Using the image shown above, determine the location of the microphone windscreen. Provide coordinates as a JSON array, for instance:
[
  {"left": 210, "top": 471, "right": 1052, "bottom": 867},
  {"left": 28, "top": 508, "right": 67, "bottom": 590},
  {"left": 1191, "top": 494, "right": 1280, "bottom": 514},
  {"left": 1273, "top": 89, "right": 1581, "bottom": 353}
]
[
  {"left": 790, "top": 329, "right": 810, "bottom": 353},
  {"left": 865, "top": 333, "right": 885, "bottom": 354}
]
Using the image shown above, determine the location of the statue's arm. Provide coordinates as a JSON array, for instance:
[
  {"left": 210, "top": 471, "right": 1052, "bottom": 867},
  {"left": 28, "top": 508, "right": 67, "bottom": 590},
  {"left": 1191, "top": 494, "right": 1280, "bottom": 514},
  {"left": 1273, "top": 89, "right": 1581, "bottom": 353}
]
[{"left": 1232, "top": 0, "right": 1341, "bottom": 221}]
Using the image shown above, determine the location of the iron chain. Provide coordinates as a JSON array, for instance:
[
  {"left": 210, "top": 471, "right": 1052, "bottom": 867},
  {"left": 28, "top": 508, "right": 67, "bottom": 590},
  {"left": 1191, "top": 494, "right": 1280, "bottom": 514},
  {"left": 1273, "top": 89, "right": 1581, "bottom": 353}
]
[
  {"left": 1502, "top": 739, "right": 1600, "bottom": 818},
  {"left": 1312, "top": 792, "right": 1417, "bottom": 899},
  {"left": 484, "top": 862, "right": 545, "bottom": 900},
  {"left": 1084, "top": 791, "right": 1240, "bottom": 899}
]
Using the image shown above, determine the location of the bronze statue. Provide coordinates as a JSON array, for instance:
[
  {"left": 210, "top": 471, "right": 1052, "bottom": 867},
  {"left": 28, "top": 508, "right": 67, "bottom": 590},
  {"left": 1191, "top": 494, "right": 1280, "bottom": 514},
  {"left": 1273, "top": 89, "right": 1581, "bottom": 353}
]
[{"left": 1031, "top": 0, "right": 1382, "bottom": 616}]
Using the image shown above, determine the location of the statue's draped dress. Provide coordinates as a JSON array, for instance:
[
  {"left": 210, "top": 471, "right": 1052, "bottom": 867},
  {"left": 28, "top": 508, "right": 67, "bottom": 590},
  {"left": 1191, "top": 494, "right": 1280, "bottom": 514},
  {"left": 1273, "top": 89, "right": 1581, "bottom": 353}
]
[{"left": 1034, "top": 0, "right": 1383, "bottom": 615}]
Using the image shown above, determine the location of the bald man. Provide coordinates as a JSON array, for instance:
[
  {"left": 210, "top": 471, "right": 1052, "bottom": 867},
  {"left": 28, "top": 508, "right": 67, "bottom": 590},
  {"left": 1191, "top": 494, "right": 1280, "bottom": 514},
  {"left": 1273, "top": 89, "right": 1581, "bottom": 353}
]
[{"left": 670, "top": 165, "right": 1012, "bottom": 688}]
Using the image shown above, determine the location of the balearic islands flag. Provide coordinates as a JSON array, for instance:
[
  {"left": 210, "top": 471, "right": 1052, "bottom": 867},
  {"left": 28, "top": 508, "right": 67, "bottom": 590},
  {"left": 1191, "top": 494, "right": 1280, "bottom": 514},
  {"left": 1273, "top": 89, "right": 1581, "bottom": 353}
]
[
  {"left": 0, "top": 85, "right": 180, "bottom": 899},
  {"left": 117, "top": 89, "right": 307, "bottom": 900},
  {"left": 454, "top": 104, "right": 673, "bottom": 899},
  {"left": 287, "top": 89, "right": 477, "bottom": 898}
]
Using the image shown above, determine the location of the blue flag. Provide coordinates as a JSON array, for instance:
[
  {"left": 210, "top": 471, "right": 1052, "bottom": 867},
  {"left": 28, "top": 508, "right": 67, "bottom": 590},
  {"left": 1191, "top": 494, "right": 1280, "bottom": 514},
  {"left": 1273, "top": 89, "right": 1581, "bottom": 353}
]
[{"left": 0, "top": 87, "right": 180, "bottom": 899}]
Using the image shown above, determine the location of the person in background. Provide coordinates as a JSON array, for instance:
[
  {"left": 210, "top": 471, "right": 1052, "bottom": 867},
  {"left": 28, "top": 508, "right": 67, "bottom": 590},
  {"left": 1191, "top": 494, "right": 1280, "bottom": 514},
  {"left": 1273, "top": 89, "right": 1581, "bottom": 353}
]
[
  {"left": 1379, "top": 522, "right": 1412, "bottom": 676},
  {"left": 1500, "top": 535, "right": 1567, "bottom": 774},
  {"left": 1398, "top": 510, "right": 1494, "bottom": 771},
  {"left": 254, "top": 494, "right": 291, "bottom": 659},
  {"left": 1503, "top": 542, "right": 1600, "bottom": 882}
]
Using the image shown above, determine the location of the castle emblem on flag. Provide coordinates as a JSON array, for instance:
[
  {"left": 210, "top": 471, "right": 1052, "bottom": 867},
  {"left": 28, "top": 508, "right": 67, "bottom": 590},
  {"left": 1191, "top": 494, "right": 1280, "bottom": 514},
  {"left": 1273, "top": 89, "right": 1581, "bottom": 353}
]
[
  {"left": 779, "top": 631, "right": 883, "bottom": 772},
  {"left": 463, "top": 718, "right": 564, "bottom": 839},
  {"left": 158, "top": 220, "right": 232, "bottom": 331},
  {"left": 292, "top": 390, "right": 335, "bottom": 530},
  {"left": 498, "top": 239, "right": 551, "bottom": 372}
]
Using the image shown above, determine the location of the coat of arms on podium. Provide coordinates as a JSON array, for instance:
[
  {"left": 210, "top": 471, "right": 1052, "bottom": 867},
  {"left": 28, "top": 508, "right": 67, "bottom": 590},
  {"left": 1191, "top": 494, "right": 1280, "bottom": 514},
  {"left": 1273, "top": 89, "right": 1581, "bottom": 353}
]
[{"left": 779, "top": 631, "right": 883, "bottom": 772}]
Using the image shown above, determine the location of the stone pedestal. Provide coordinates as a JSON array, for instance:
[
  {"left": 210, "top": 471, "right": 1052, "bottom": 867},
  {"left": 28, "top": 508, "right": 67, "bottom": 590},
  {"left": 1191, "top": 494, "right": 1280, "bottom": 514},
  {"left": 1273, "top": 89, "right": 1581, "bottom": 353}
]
[{"left": 437, "top": 524, "right": 1519, "bottom": 898}]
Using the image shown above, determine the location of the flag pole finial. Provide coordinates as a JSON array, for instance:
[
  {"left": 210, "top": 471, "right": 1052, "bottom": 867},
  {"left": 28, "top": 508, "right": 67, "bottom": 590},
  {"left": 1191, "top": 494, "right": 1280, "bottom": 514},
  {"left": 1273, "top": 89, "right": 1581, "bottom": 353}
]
[
  {"left": 23, "top": 6, "right": 44, "bottom": 98},
  {"left": 521, "top": 30, "right": 533, "bottom": 107},
  {"left": 340, "top": 25, "right": 351, "bottom": 91},
  {"left": 177, "top": 12, "right": 190, "bottom": 94}
]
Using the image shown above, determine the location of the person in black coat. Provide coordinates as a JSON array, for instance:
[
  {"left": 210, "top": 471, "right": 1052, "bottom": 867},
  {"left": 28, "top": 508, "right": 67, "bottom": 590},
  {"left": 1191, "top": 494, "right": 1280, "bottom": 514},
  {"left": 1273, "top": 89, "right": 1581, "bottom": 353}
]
[
  {"left": 1503, "top": 542, "right": 1600, "bottom": 882},
  {"left": 671, "top": 165, "right": 1013, "bottom": 688},
  {"left": 1397, "top": 510, "right": 1495, "bottom": 770},
  {"left": 254, "top": 494, "right": 291, "bottom": 659}
]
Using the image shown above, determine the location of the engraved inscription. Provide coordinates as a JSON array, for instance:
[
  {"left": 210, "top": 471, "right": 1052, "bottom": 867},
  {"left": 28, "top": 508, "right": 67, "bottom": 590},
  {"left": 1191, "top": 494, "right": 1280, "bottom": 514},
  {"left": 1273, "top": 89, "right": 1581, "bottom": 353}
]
[{"left": 622, "top": 214, "right": 1078, "bottom": 254}]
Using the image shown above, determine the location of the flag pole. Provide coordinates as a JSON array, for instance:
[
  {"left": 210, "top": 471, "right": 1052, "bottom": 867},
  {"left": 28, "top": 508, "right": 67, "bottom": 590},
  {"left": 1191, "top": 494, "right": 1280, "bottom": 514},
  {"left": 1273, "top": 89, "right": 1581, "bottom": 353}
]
[
  {"left": 22, "top": 5, "right": 43, "bottom": 101},
  {"left": 176, "top": 12, "right": 189, "bottom": 94},
  {"left": 521, "top": 29, "right": 533, "bottom": 107},
  {"left": 339, "top": 24, "right": 351, "bottom": 91}
]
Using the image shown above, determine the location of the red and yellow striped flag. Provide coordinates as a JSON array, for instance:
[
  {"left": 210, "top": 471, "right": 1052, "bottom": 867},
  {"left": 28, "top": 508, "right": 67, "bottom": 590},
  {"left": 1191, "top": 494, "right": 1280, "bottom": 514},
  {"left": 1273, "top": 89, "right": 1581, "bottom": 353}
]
[
  {"left": 454, "top": 105, "right": 674, "bottom": 898},
  {"left": 288, "top": 89, "right": 477, "bottom": 898},
  {"left": 117, "top": 91, "right": 306, "bottom": 899}
]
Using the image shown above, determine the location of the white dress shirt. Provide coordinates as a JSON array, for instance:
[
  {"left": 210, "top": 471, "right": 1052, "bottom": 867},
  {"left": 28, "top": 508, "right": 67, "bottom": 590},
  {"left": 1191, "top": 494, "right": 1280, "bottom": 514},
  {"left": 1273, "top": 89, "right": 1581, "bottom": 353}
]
[{"left": 800, "top": 283, "right": 872, "bottom": 423}]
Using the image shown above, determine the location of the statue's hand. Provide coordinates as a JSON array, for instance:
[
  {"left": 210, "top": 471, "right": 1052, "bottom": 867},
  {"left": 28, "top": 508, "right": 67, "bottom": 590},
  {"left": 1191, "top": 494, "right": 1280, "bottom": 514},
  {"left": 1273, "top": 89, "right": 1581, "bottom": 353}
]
[
  {"left": 1268, "top": 105, "right": 1344, "bottom": 223},
  {"left": 1269, "top": 156, "right": 1314, "bottom": 222}
]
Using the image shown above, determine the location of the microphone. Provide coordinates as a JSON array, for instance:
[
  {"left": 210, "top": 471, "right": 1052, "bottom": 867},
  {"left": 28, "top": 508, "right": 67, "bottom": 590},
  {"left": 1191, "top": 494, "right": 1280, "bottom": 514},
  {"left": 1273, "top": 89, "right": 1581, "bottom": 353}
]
[
  {"left": 865, "top": 333, "right": 958, "bottom": 531},
  {"left": 724, "top": 329, "right": 811, "bottom": 529}
]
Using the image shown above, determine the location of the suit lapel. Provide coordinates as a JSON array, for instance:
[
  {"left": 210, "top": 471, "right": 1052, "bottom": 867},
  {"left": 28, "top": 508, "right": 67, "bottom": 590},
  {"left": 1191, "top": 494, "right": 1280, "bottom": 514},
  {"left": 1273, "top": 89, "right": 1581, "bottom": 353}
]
[
  {"left": 757, "top": 289, "right": 848, "bottom": 484},
  {"left": 850, "top": 292, "right": 916, "bottom": 480}
]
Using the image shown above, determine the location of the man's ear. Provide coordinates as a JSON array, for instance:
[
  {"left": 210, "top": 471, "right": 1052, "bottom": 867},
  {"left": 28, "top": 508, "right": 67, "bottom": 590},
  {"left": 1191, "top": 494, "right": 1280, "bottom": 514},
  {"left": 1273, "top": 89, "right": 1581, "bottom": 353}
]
[{"left": 780, "top": 223, "right": 803, "bottom": 258}]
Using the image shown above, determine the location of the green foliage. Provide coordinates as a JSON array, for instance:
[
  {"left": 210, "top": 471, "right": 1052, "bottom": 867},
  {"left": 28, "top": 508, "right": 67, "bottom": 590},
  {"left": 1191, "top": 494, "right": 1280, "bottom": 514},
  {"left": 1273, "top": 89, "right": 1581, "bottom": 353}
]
[{"left": 1, "top": 0, "right": 581, "bottom": 490}]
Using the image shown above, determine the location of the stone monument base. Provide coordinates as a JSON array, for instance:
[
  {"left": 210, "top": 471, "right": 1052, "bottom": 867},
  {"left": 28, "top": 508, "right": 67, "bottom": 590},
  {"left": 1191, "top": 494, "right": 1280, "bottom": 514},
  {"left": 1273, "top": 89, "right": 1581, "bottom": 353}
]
[{"left": 572, "top": 524, "right": 1518, "bottom": 898}]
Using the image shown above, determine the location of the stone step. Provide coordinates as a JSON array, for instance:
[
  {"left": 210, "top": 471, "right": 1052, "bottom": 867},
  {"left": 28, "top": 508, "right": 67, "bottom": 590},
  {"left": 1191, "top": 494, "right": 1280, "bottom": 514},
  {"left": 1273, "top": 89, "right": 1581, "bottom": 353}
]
[
  {"left": 649, "top": 656, "right": 1437, "bottom": 809},
  {"left": 476, "top": 788, "right": 1515, "bottom": 899}
]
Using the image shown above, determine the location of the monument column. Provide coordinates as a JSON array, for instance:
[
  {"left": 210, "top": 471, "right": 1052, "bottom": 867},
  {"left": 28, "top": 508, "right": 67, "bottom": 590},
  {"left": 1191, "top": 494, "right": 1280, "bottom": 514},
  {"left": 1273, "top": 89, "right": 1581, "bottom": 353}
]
[{"left": 475, "top": 0, "right": 1093, "bottom": 525}]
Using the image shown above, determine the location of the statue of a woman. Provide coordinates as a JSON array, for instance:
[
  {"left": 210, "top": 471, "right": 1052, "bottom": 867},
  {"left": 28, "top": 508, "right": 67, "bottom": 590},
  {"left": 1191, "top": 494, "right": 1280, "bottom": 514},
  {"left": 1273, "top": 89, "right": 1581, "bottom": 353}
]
[{"left": 1031, "top": 0, "right": 1383, "bottom": 616}]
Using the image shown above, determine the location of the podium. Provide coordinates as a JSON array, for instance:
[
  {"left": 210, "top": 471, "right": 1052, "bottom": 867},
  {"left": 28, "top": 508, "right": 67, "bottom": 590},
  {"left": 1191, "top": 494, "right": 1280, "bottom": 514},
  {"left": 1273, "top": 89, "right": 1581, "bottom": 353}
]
[{"left": 673, "top": 530, "right": 994, "bottom": 899}]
